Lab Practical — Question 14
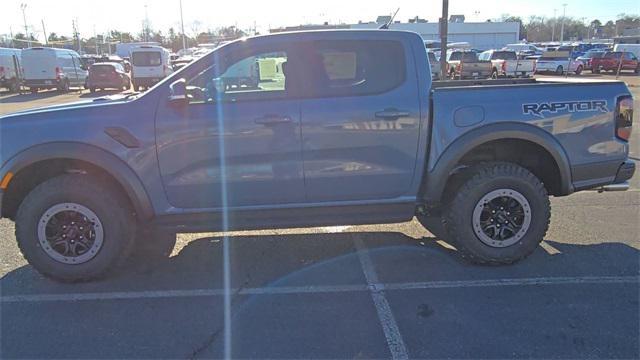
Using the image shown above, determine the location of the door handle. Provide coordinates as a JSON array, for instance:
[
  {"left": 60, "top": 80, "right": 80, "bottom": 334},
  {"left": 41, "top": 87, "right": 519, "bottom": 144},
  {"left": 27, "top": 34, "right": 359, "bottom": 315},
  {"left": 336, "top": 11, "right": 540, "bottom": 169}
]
[
  {"left": 375, "top": 109, "right": 410, "bottom": 120},
  {"left": 254, "top": 115, "right": 293, "bottom": 125}
]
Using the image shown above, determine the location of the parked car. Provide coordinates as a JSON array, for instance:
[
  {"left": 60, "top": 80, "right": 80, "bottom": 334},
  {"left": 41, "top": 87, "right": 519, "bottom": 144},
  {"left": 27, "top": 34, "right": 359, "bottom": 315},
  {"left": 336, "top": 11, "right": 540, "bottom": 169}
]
[
  {"left": 576, "top": 50, "right": 606, "bottom": 71},
  {"left": 86, "top": 62, "right": 131, "bottom": 92},
  {"left": 97, "top": 55, "right": 131, "bottom": 73},
  {"left": 130, "top": 45, "right": 172, "bottom": 91},
  {"left": 535, "top": 51, "right": 584, "bottom": 75},
  {"left": 591, "top": 51, "right": 640, "bottom": 74},
  {"left": 0, "top": 48, "right": 22, "bottom": 93},
  {"left": 502, "top": 43, "right": 544, "bottom": 58},
  {"left": 21, "top": 47, "right": 88, "bottom": 93},
  {"left": 427, "top": 51, "right": 442, "bottom": 80},
  {"left": 478, "top": 50, "right": 536, "bottom": 78},
  {"left": 0, "top": 30, "right": 635, "bottom": 282},
  {"left": 613, "top": 44, "right": 640, "bottom": 61},
  {"left": 446, "top": 50, "right": 492, "bottom": 79}
]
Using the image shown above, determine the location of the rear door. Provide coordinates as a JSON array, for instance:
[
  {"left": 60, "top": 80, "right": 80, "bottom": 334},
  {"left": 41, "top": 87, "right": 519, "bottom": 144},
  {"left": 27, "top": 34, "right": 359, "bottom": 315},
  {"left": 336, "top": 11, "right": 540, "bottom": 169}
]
[
  {"left": 296, "top": 36, "right": 422, "bottom": 202},
  {"left": 132, "top": 50, "right": 162, "bottom": 79}
]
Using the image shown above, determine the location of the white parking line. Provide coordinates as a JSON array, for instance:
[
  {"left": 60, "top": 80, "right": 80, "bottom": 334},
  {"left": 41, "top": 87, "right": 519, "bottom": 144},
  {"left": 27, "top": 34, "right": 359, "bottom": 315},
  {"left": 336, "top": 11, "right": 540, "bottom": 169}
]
[
  {"left": 354, "top": 236, "right": 409, "bottom": 360},
  {"left": 1, "top": 276, "right": 636, "bottom": 304}
]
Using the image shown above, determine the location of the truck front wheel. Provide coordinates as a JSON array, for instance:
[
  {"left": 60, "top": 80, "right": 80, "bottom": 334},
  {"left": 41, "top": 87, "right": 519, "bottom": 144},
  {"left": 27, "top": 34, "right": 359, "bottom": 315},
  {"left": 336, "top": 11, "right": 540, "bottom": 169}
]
[
  {"left": 443, "top": 162, "right": 550, "bottom": 265},
  {"left": 15, "top": 174, "right": 135, "bottom": 282}
]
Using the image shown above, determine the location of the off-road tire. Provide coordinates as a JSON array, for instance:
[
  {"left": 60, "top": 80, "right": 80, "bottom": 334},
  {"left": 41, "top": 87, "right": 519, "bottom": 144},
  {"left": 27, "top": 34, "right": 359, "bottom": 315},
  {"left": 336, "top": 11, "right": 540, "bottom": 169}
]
[
  {"left": 443, "top": 162, "right": 550, "bottom": 265},
  {"left": 15, "top": 174, "right": 136, "bottom": 282}
]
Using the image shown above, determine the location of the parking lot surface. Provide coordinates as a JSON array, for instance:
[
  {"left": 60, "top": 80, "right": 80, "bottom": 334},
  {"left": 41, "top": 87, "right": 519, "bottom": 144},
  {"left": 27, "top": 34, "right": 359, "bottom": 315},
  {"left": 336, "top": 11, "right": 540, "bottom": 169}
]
[{"left": 1, "top": 73, "right": 639, "bottom": 359}]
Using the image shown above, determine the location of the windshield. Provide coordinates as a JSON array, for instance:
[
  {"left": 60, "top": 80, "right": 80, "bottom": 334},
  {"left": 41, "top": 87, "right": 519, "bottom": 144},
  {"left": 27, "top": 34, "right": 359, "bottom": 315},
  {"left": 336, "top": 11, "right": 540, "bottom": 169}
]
[
  {"left": 604, "top": 52, "right": 622, "bottom": 59},
  {"left": 449, "top": 52, "right": 478, "bottom": 62},
  {"left": 584, "top": 51, "right": 605, "bottom": 58},
  {"left": 90, "top": 64, "right": 116, "bottom": 74},
  {"left": 132, "top": 51, "right": 162, "bottom": 66},
  {"left": 492, "top": 51, "right": 517, "bottom": 60}
]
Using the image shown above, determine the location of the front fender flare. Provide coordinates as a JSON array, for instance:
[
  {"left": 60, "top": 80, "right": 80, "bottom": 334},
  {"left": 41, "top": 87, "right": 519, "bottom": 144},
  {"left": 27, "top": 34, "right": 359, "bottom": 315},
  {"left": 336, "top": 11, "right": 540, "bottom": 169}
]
[
  {"left": 422, "top": 122, "right": 573, "bottom": 203},
  {"left": 1, "top": 142, "right": 154, "bottom": 220}
]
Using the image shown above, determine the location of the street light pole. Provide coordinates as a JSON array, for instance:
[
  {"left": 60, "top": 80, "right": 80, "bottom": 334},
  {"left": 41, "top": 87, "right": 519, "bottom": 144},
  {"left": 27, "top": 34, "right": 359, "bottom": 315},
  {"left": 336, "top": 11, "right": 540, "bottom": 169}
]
[
  {"left": 439, "top": 0, "right": 449, "bottom": 78},
  {"left": 179, "top": 0, "right": 187, "bottom": 52},
  {"left": 552, "top": 8, "right": 557, "bottom": 42},
  {"left": 20, "top": 3, "right": 30, "bottom": 47},
  {"left": 560, "top": 3, "right": 567, "bottom": 43}
]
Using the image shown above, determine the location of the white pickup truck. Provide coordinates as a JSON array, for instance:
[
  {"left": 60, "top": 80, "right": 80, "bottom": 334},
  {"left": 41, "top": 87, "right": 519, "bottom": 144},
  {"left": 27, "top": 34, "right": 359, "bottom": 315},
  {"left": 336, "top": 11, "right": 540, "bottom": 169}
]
[
  {"left": 535, "top": 51, "right": 584, "bottom": 75},
  {"left": 479, "top": 50, "right": 536, "bottom": 78}
]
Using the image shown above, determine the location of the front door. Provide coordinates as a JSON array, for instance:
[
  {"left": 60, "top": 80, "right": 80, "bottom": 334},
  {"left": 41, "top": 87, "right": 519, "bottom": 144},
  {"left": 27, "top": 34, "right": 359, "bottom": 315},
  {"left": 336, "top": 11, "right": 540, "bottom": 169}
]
[{"left": 155, "top": 46, "right": 305, "bottom": 209}]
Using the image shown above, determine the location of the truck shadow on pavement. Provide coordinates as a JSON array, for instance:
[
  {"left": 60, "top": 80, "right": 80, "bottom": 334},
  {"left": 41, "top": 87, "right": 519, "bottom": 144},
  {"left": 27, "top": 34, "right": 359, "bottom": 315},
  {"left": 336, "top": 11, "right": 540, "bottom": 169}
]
[
  {"left": 1, "top": 231, "right": 639, "bottom": 359},
  {"left": 1, "top": 231, "right": 638, "bottom": 297}
]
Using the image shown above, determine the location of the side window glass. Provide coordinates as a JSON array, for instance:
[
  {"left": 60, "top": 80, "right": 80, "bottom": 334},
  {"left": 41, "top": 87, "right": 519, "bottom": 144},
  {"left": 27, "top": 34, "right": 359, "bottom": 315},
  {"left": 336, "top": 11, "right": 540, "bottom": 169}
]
[
  {"left": 187, "top": 51, "right": 288, "bottom": 104},
  {"left": 298, "top": 40, "right": 406, "bottom": 98}
]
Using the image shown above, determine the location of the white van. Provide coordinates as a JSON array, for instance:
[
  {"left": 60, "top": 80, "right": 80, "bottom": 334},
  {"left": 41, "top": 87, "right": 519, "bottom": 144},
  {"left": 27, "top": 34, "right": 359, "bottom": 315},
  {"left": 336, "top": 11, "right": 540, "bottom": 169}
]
[
  {"left": 130, "top": 45, "right": 172, "bottom": 91},
  {"left": 0, "top": 48, "right": 22, "bottom": 92},
  {"left": 613, "top": 44, "right": 640, "bottom": 60},
  {"left": 21, "top": 47, "right": 88, "bottom": 93}
]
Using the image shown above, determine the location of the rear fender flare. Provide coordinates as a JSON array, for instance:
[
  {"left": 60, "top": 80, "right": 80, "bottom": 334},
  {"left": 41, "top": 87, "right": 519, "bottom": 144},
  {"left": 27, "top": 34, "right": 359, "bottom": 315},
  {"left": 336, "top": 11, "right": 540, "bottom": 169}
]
[{"left": 421, "top": 122, "right": 573, "bottom": 203}]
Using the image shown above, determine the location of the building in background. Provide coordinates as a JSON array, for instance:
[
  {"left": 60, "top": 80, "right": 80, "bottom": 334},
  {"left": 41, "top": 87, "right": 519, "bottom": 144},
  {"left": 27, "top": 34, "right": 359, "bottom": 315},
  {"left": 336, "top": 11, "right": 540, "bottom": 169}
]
[{"left": 351, "top": 16, "right": 520, "bottom": 50}]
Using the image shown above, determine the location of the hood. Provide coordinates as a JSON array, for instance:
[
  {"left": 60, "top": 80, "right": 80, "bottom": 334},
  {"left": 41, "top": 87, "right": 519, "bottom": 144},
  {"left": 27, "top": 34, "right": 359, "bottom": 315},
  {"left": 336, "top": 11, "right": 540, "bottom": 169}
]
[{"left": 1, "top": 93, "right": 141, "bottom": 118}]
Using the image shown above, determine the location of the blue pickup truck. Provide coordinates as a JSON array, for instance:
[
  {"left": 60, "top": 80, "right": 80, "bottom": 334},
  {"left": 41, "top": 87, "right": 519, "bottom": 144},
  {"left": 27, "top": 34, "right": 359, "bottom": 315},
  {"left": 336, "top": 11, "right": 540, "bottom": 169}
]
[{"left": 0, "top": 30, "right": 635, "bottom": 282}]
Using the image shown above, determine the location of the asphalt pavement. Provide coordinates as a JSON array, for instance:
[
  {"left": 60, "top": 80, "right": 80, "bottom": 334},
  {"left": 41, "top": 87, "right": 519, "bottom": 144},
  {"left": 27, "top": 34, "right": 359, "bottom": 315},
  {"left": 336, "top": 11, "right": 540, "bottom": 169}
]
[{"left": 0, "top": 74, "right": 638, "bottom": 359}]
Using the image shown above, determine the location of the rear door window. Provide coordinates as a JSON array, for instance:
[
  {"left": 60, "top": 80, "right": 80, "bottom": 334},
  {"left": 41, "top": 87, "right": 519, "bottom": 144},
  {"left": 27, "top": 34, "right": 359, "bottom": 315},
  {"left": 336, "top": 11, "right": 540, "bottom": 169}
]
[
  {"left": 295, "top": 40, "right": 406, "bottom": 98},
  {"left": 132, "top": 52, "right": 162, "bottom": 66}
]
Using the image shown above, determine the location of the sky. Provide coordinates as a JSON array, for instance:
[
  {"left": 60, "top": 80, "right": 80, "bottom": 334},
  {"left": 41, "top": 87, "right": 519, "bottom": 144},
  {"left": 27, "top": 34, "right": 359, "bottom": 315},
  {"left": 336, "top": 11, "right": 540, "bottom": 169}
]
[{"left": 3, "top": 0, "right": 639, "bottom": 42}]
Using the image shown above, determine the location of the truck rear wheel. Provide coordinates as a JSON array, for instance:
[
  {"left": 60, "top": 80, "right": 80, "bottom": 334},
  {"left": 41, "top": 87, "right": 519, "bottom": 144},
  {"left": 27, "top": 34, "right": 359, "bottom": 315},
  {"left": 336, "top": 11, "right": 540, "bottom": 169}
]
[
  {"left": 443, "top": 162, "right": 550, "bottom": 265},
  {"left": 15, "top": 174, "right": 135, "bottom": 282},
  {"left": 555, "top": 66, "right": 564, "bottom": 75}
]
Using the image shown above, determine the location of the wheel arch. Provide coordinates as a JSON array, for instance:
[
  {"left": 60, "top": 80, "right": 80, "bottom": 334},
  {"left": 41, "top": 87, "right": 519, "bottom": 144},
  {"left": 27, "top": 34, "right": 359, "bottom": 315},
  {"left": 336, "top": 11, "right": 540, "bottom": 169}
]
[
  {"left": 421, "top": 122, "right": 573, "bottom": 203},
  {"left": 1, "top": 142, "right": 154, "bottom": 221}
]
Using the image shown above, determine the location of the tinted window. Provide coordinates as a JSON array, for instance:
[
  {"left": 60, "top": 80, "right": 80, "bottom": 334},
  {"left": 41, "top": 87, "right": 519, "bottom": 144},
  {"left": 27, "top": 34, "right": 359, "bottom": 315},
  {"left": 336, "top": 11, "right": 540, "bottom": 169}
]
[
  {"left": 427, "top": 52, "right": 438, "bottom": 63},
  {"left": 187, "top": 51, "right": 288, "bottom": 104},
  {"left": 491, "top": 51, "right": 517, "bottom": 60},
  {"left": 299, "top": 40, "right": 406, "bottom": 98},
  {"left": 132, "top": 52, "right": 162, "bottom": 66},
  {"left": 604, "top": 52, "right": 622, "bottom": 59},
  {"left": 90, "top": 64, "right": 115, "bottom": 74},
  {"left": 585, "top": 51, "right": 605, "bottom": 58}
]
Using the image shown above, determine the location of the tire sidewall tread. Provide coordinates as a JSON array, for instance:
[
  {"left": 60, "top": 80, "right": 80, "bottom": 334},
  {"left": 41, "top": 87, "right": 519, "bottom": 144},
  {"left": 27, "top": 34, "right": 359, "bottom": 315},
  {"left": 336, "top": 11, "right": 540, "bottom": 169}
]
[
  {"left": 444, "top": 162, "right": 550, "bottom": 265},
  {"left": 15, "top": 174, "right": 135, "bottom": 282}
]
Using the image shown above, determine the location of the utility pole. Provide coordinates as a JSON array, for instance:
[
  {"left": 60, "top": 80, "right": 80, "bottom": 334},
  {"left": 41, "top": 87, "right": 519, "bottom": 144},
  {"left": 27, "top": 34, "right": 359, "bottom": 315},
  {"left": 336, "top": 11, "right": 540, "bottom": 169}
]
[
  {"left": 560, "top": 3, "right": 567, "bottom": 43},
  {"left": 41, "top": 19, "right": 48, "bottom": 46},
  {"left": 552, "top": 9, "right": 557, "bottom": 42},
  {"left": 144, "top": 4, "right": 149, "bottom": 42},
  {"left": 94, "top": 25, "right": 99, "bottom": 55},
  {"left": 439, "top": 0, "right": 449, "bottom": 77},
  {"left": 179, "top": 0, "right": 187, "bottom": 51},
  {"left": 20, "top": 3, "right": 30, "bottom": 47}
]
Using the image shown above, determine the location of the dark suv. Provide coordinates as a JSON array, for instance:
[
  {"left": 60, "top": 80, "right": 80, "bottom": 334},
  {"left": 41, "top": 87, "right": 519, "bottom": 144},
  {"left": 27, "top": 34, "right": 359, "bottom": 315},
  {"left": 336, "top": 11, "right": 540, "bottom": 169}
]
[{"left": 86, "top": 62, "right": 131, "bottom": 92}]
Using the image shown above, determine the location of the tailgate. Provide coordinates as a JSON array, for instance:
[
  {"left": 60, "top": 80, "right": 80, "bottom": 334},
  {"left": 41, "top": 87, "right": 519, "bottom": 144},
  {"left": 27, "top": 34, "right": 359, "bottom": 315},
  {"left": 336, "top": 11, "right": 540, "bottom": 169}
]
[
  {"left": 463, "top": 62, "right": 491, "bottom": 73},
  {"left": 507, "top": 60, "right": 535, "bottom": 72}
]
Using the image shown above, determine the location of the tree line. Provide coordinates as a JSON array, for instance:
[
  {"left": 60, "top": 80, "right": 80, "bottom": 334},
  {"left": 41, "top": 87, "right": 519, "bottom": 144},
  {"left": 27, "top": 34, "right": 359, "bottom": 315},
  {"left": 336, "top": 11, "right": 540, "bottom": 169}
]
[
  {"left": 2, "top": 13, "right": 639, "bottom": 52},
  {"left": 499, "top": 13, "right": 639, "bottom": 42}
]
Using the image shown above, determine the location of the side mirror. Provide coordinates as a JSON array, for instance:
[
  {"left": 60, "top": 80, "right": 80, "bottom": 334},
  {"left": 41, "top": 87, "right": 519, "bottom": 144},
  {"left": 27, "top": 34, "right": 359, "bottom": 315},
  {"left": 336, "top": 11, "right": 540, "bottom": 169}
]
[{"left": 168, "top": 78, "right": 188, "bottom": 106}]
